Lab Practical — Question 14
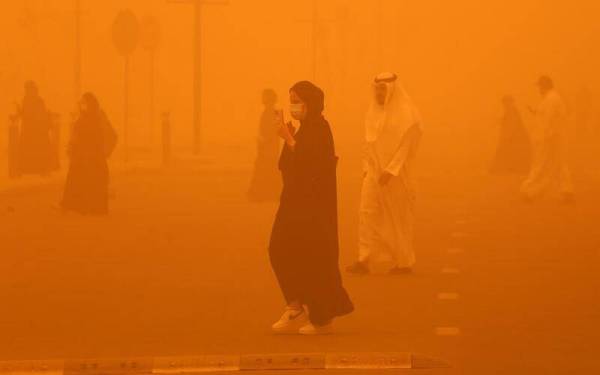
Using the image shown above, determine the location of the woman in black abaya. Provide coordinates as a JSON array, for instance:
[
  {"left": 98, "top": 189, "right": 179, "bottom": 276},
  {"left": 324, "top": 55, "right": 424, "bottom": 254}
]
[
  {"left": 61, "top": 93, "right": 117, "bottom": 215},
  {"left": 490, "top": 95, "right": 531, "bottom": 175},
  {"left": 269, "top": 81, "right": 353, "bottom": 335}
]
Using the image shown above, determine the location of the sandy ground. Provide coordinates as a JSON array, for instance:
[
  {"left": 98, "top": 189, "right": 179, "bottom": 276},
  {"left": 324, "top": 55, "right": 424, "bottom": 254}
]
[{"left": 0, "top": 146, "right": 599, "bottom": 374}]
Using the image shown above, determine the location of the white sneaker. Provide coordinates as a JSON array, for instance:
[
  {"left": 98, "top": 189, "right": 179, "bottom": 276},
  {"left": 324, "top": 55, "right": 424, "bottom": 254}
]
[
  {"left": 299, "top": 322, "right": 334, "bottom": 335},
  {"left": 271, "top": 307, "right": 309, "bottom": 334}
]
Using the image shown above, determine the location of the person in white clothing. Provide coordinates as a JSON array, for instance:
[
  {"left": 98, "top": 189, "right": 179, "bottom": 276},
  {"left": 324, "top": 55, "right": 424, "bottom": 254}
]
[
  {"left": 521, "top": 76, "right": 574, "bottom": 203},
  {"left": 347, "top": 72, "right": 423, "bottom": 275}
]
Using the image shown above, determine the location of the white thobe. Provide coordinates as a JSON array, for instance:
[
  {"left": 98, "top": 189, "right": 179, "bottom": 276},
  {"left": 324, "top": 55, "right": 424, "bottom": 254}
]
[
  {"left": 359, "top": 124, "right": 421, "bottom": 268},
  {"left": 521, "top": 90, "right": 574, "bottom": 198}
]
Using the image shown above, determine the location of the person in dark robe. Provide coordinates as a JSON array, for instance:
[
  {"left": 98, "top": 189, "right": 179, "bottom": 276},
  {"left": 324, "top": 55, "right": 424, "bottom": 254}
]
[
  {"left": 269, "top": 81, "right": 353, "bottom": 335},
  {"left": 16, "top": 81, "right": 53, "bottom": 176},
  {"left": 247, "top": 89, "right": 282, "bottom": 202},
  {"left": 490, "top": 95, "right": 531, "bottom": 175},
  {"left": 61, "top": 93, "right": 117, "bottom": 215}
]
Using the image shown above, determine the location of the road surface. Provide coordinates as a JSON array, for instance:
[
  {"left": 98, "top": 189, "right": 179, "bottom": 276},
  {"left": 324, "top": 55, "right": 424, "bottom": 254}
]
[{"left": 1, "top": 150, "right": 599, "bottom": 374}]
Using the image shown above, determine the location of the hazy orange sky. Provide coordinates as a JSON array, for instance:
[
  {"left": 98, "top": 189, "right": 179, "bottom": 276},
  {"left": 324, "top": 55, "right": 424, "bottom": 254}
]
[{"left": 1, "top": 0, "right": 599, "bottom": 160}]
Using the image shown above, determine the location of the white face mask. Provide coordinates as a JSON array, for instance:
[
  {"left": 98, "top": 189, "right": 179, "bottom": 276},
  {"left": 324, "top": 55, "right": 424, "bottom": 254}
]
[{"left": 290, "top": 103, "right": 305, "bottom": 120}]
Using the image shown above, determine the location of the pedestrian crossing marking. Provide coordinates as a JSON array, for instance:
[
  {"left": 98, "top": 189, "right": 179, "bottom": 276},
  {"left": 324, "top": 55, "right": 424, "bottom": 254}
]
[
  {"left": 153, "top": 355, "right": 240, "bottom": 373},
  {"left": 0, "top": 360, "right": 63, "bottom": 375},
  {"left": 240, "top": 353, "right": 324, "bottom": 371},
  {"left": 64, "top": 358, "right": 153, "bottom": 375},
  {"left": 326, "top": 352, "right": 411, "bottom": 369}
]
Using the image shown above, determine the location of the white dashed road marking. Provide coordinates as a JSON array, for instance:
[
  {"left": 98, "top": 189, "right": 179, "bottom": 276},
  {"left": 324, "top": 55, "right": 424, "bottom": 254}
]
[
  {"left": 441, "top": 267, "right": 461, "bottom": 274},
  {"left": 450, "top": 232, "right": 469, "bottom": 239},
  {"left": 435, "top": 327, "right": 461, "bottom": 336},
  {"left": 437, "top": 293, "right": 459, "bottom": 300}
]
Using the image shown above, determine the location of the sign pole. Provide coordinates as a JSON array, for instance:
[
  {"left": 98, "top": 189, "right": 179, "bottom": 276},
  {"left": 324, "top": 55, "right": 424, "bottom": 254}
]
[
  {"left": 112, "top": 9, "right": 140, "bottom": 163},
  {"left": 167, "top": 0, "right": 229, "bottom": 155},
  {"left": 193, "top": 2, "right": 202, "bottom": 154}
]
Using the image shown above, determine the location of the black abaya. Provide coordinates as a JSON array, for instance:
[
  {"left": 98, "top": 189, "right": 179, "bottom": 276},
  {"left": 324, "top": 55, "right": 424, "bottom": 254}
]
[
  {"left": 61, "top": 110, "right": 116, "bottom": 215},
  {"left": 269, "top": 82, "right": 353, "bottom": 325},
  {"left": 490, "top": 106, "right": 531, "bottom": 175}
]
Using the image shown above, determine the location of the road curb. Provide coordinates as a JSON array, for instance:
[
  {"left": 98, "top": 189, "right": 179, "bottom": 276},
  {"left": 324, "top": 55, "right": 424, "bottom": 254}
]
[{"left": 0, "top": 353, "right": 450, "bottom": 373}]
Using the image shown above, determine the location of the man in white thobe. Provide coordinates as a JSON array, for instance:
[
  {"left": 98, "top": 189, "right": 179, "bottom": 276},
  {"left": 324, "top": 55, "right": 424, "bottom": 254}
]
[
  {"left": 521, "top": 76, "right": 574, "bottom": 203},
  {"left": 347, "top": 72, "right": 423, "bottom": 275}
]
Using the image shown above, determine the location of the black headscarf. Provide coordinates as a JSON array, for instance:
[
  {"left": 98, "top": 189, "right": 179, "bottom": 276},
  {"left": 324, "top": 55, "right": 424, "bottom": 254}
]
[
  {"left": 24, "top": 80, "right": 39, "bottom": 98},
  {"left": 81, "top": 92, "right": 101, "bottom": 115},
  {"left": 290, "top": 81, "right": 325, "bottom": 118},
  {"left": 22, "top": 81, "right": 43, "bottom": 109}
]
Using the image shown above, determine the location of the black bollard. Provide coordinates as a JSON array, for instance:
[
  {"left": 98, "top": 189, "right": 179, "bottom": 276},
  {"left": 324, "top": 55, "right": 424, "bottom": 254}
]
[
  {"left": 8, "top": 117, "right": 20, "bottom": 178},
  {"left": 161, "top": 112, "right": 171, "bottom": 165},
  {"left": 49, "top": 112, "right": 61, "bottom": 172}
]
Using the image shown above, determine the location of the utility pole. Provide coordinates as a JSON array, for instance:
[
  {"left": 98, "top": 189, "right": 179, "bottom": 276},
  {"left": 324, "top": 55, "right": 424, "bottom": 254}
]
[
  {"left": 376, "top": 0, "right": 384, "bottom": 71},
  {"left": 167, "top": 0, "right": 229, "bottom": 155},
  {"left": 74, "top": 0, "right": 82, "bottom": 99},
  {"left": 296, "top": 0, "right": 336, "bottom": 81},
  {"left": 112, "top": 9, "right": 140, "bottom": 163},
  {"left": 140, "top": 16, "right": 161, "bottom": 147}
]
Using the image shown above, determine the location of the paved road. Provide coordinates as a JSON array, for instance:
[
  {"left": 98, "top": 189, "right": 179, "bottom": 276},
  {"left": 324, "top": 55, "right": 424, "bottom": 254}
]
[{"left": 1, "top": 151, "right": 599, "bottom": 374}]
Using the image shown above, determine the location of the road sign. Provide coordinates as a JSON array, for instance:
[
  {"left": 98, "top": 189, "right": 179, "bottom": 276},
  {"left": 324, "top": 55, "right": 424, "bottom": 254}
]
[{"left": 112, "top": 10, "right": 140, "bottom": 56}]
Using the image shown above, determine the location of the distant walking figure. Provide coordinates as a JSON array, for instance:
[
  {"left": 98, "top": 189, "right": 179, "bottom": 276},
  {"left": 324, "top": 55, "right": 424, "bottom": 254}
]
[
  {"left": 15, "top": 81, "right": 53, "bottom": 176},
  {"left": 521, "top": 76, "right": 574, "bottom": 203},
  {"left": 61, "top": 93, "right": 117, "bottom": 215},
  {"left": 247, "top": 89, "right": 282, "bottom": 202},
  {"left": 490, "top": 95, "right": 531, "bottom": 175},
  {"left": 269, "top": 81, "right": 353, "bottom": 335}
]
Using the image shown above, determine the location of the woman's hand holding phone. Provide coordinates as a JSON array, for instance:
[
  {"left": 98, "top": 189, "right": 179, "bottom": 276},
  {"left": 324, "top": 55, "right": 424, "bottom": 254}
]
[{"left": 275, "top": 110, "right": 296, "bottom": 148}]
